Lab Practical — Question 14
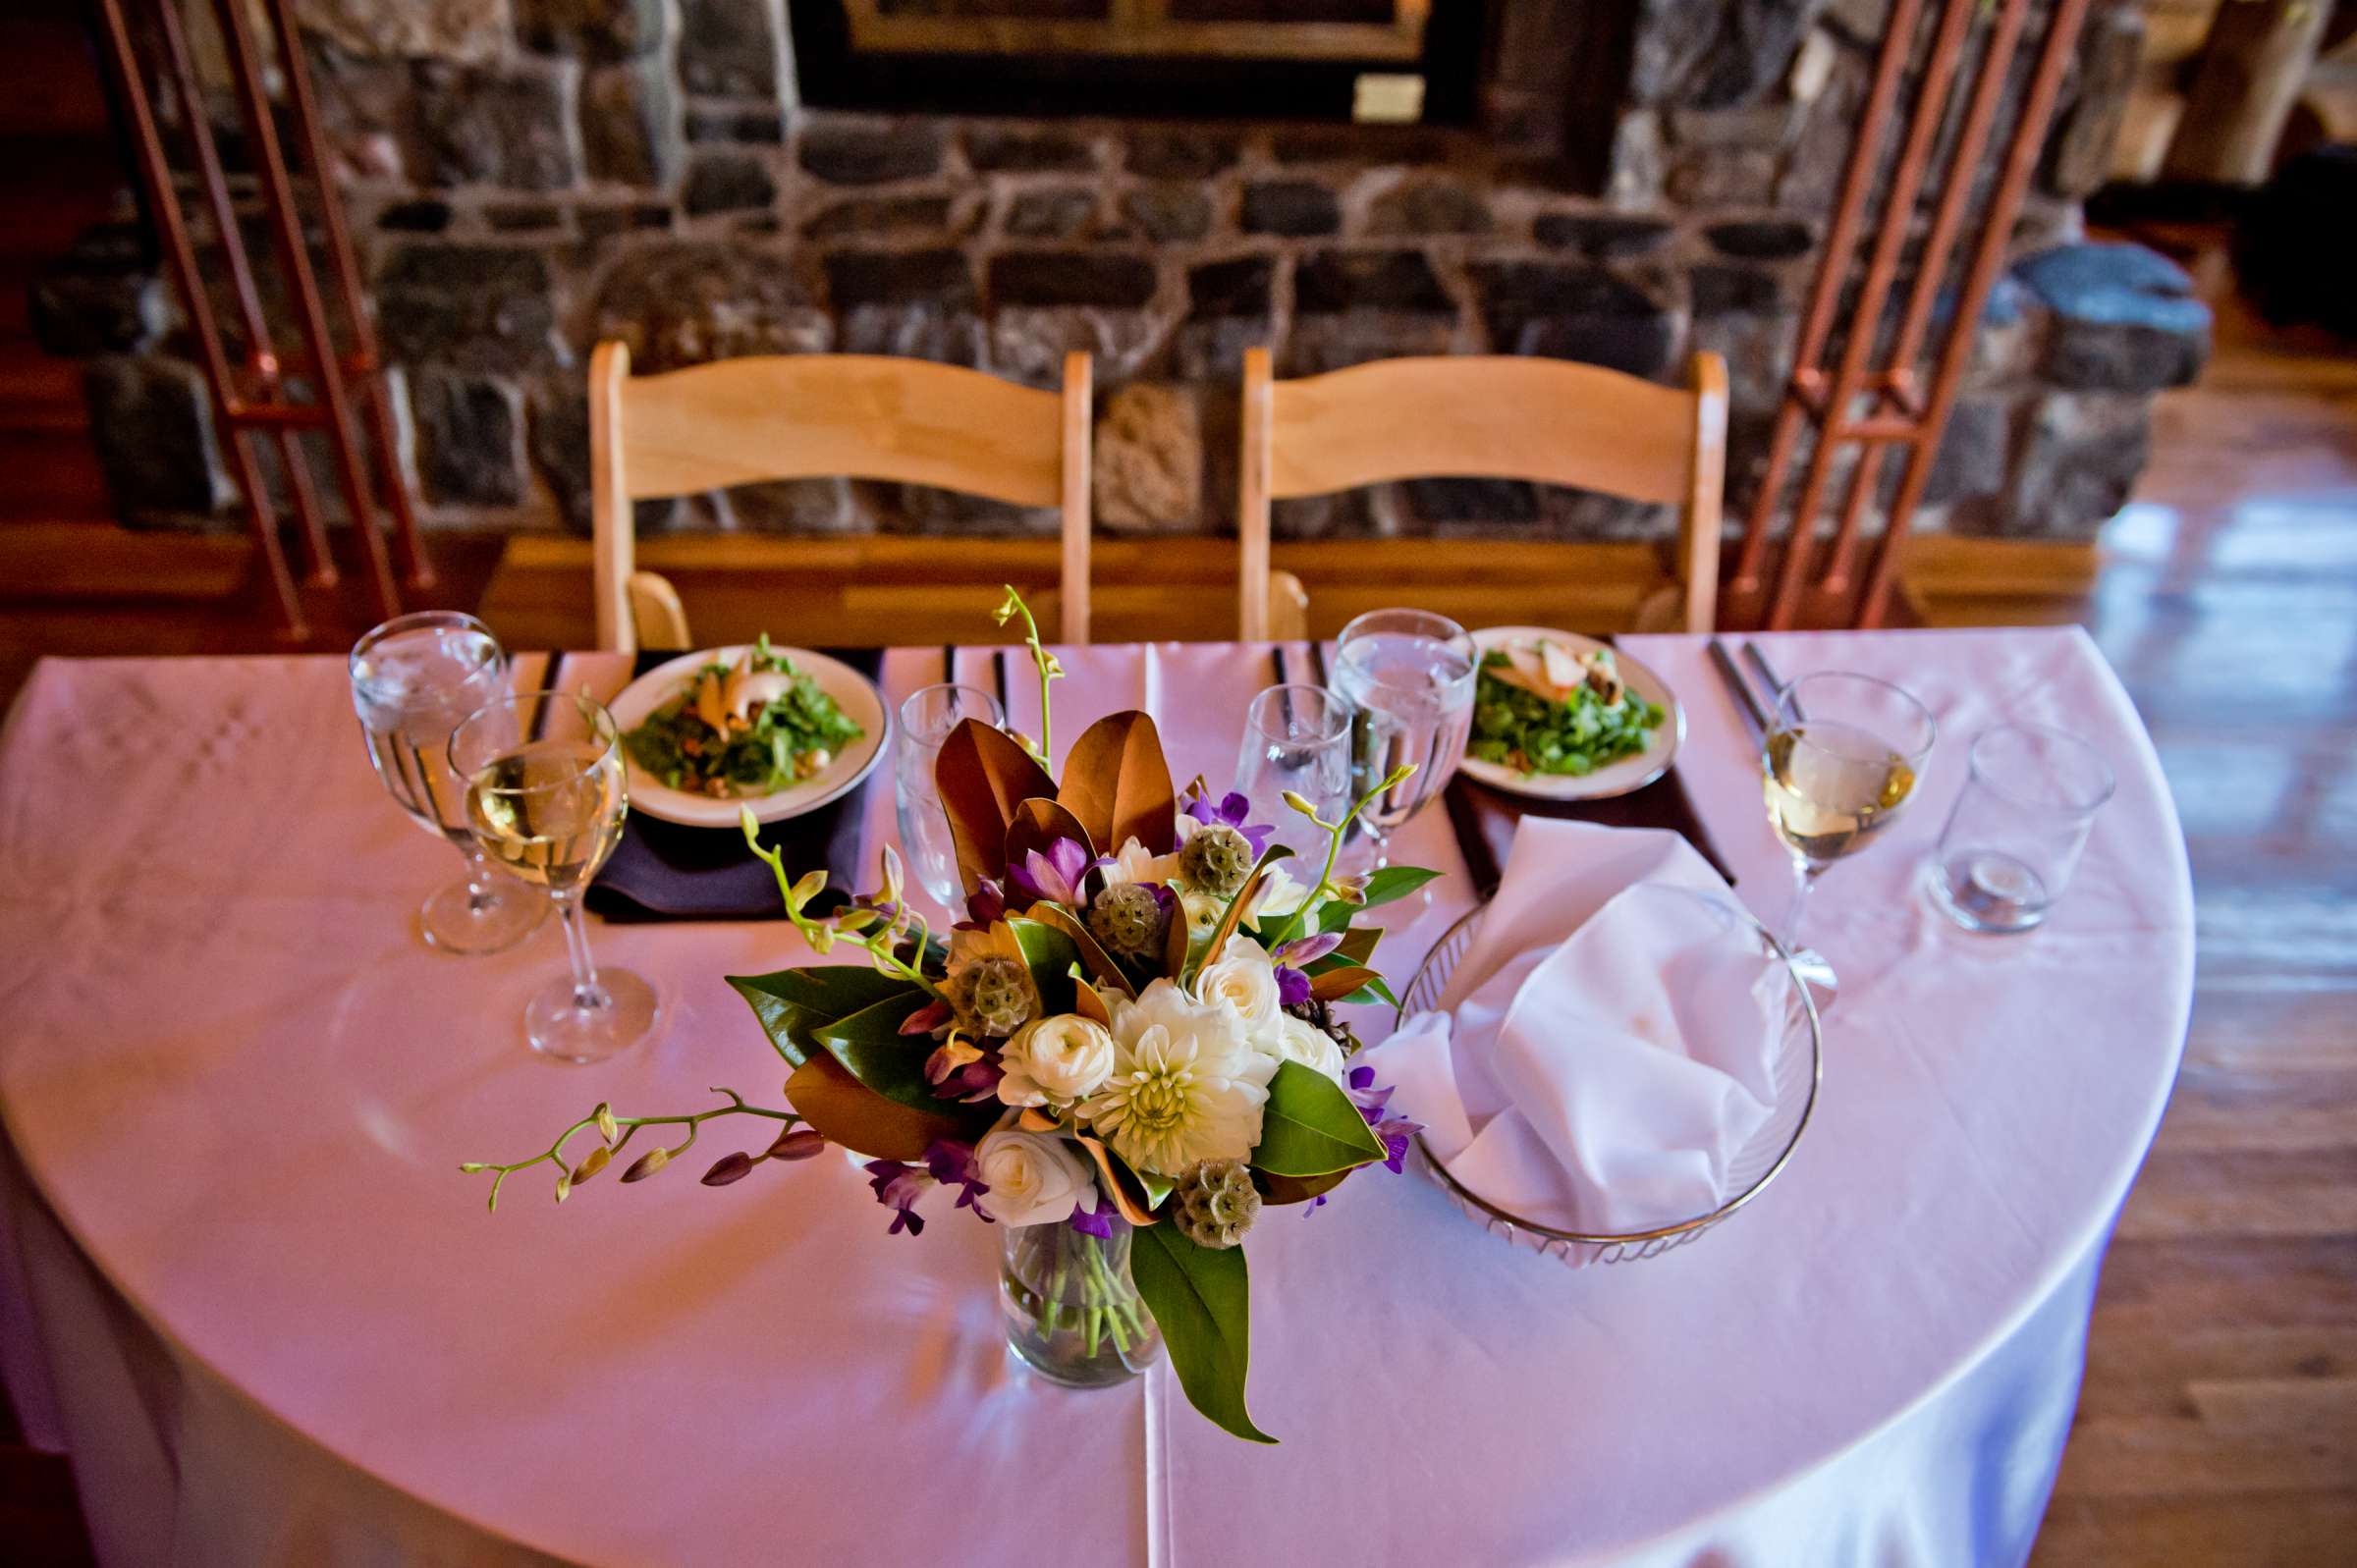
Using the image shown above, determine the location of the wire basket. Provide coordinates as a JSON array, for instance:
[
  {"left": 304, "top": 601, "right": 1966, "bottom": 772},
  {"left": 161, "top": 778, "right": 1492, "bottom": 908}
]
[{"left": 1396, "top": 886, "right": 1824, "bottom": 1269}]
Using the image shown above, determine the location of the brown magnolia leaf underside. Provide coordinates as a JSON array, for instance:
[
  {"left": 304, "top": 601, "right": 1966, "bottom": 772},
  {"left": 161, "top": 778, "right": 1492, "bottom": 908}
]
[
  {"left": 1259, "top": 1167, "right": 1350, "bottom": 1207},
  {"left": 785, "top": 1054, "right": 969, "bottom": 1163},
  {"left": 1022, "top": 900, "right": 1137, "bottom": 1000},
  {"left": 1076, "top": 1135, "right": 1162, "bottom": 1225},
  {"left": 1308, "top": 964, "right": 1382, "bottom": 1002},
  {"left": 1058, "top": 712, "right": 1178, "bottom": 858},
  {"left": 934, "top": 718, "right": 1057, "bottom": 895},
  {"left": 1195, "top": 846, "right": 1294, "bottom": 980}
]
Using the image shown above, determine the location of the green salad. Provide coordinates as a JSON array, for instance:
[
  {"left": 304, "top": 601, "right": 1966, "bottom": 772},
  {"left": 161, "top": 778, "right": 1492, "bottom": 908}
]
[
  {"left": 622, "top": 637, "right": 863, "bottom": 797},
  {"left": 1467, "top": 643, "right": 1666, "bottom": 778}
]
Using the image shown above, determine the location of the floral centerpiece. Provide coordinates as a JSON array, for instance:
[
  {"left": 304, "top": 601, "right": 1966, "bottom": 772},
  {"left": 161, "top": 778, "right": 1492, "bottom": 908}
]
[{"left": 466, "top": 591, "right": 1432, "bottom": 1442}]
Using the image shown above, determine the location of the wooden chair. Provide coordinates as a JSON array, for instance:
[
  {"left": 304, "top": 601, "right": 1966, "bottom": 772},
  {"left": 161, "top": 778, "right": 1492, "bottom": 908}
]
[
  {"left": 1238, "top": 349, "right": 1730, "bottom": 636},
  {"left": 590, "top": 345, "right": 1094, "bottom": 652}
]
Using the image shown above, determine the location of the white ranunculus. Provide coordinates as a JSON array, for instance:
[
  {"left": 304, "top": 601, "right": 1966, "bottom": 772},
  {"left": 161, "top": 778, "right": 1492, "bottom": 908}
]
[
  {"left": 974, "top": 1125, "right": 1094, "bottom": 1227},
  {"left": 998, "top": 1012, "right": 1117, "bottom": 1108},
  {"left": 1080, "top": 979, "right": 1278, "bottom": 1178},
  {"left": 1260, "top": 1012, "right": 1347, "bottom": 1084},
  {"left": 1179, "top": 890, "right": 1225, "bottom": 944},
  {"left": 1100, "top": 836, "right": 1178, "bottom": 888},
  {"left": 1194, "top": 938, "right": 1284, "bottom": 1031}
]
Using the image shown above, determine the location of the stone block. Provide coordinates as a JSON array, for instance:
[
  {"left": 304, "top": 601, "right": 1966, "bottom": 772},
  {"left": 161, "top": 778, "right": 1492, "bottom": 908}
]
[
  {"left": 82, "top": 356, "right": 230, "bottom": 518},
  {"left": 1690, "top": 263, "right": 1782, "bottom": 316},
  {"left": 1273, "top": 128, "right": 1453, "bottom": 164},
  {"left": 1122, "top": 186, "right": 1213, "bottom": 243},
  {"left": 1607, "top": 111, "right": 1668, "bottom": 205},
  {"left": 965, "top": 128, "right": 1096, "bottom": 172},
  {"left": 1631, "top": 0, "right": 1816, "bottom": 109},
  {"left": 1367, "top": 178, "right": 1492, "bottom": 236},
  {"left": 517, "top": 0, "right": 665, "bottom": 62},
  {"left": 296, "top": 0, "right": 503, "bottom": 61},
  {"left": 684, "top": 152, "right": 777, "bottom": 214},
  {"left": 989, "top": 253, "right": 1158, "bottom": 310},
  {"left": 718, "top": 479, "right": 856, "bottom": 532},
  {"left": 31, "top": 242, "right": 165, "bottom": 357},
  {"left": 2013, "top": 243, "right": 2210, "bottom": 393},
  {"left": 412, "top": 369, "right": 524, "bottom": 507},
  {"left": 1295, "top": 250, "right": 1451, "bottom": 315},
  {"left": 804, "top": 195, "right": 963, "bottom": 238},
  {"left": 1921, "top": 397, "right": 2012, "bottom": 506},
  {"left": 686, "top": 105, "right": 785, "bottom": 144},
  {"left": 1125, "top": 131, "right": 1239, "bottom": 179},
  {"left": 1692, "top": 303, "right": 1794, "bottom": 413},
  {"left": 377, "top": 244, "right": 557, "bottom": 370},
  {"left": 305, "top": 38, "right": 412, "bottom": 183},
  {"left": 1666, "top": 145, "right": 1780, "bottom": 205},
  {"left": 1242, "top": 181, "right": 1342, "bottom": 238},
  {"left": 1187, "top": 257, "right": 1275, "bottom": 318},
  {"left": 1005, "top": 189, "right": 1099, "bottom": 241},
  {"left": 1470, "top": 261, "right": 1675, "bottom": 376},
  {"left": 1281, "top": 315, "right": 1457, "bottom": 376},
  {"left": 596, "top": 243, "right": 828, "bottom": 369},
  {"left": 838, "top": 304, "right": 985, "bottom": 365},
  {"left": 681, "top": 0, "right": 779, "bottom": 96},
  {"left": 378, "top": 199, "right": 453, "bottom": 233},
  {"left": 411, "top": 60, "right": 576, "bottom": 191},
  {"left": 799, "top": 121, "right": 944, "bottom": 185},
  {"left": 2043, "top": 5, "right": 2144, "bottom": 199},
  {"left": 886, "top": 484, "right": 1059, "bottom": 534},
  {"left": 576, "top": 201, "right": 676, "bottom": 240},
  {"left": 825, "top": 248, "right": 975, "bottom": 310},
  {"left": 1271, "top": 490, "right": 1378, "bottom": 540},
  {"left": 582, "top": 58, "right": 681, "bottom": 186},
  {"left": 1095, "top": 384, "right": 1202, "bottom": 532},
  {"left": 990, "top": 307, "right": 1162, "bottom": 388},
  {"left": 485, "top": 202, "right": 564, "bottom": 233},
  {"left": 1534, "top": 213, "right": 1673, "bottom": 258},
  {"left": 2006, "top": 392, "right": 2150, "bottom": 538},
  {"left": 1401, "top": 478, "right": 1540, "bottom": 526},
  {"left": 1530, "top": 488, "right": 1669, "bottom": 541},
  {"left": 1705, "top": 219, "right": 1812, "bottom": 259}
]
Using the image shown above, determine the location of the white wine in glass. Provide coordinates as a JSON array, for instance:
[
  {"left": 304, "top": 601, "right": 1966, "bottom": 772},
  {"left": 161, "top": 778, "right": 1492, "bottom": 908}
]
[
  {"left": 1761, "top": 672, "right": 1936, "bottom": 962},
  {"left": 452, "top": 690, "right": 658, "bottom": 1064}
]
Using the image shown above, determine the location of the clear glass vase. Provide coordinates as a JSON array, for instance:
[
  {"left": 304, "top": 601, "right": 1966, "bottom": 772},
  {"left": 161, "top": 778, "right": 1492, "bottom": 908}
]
[{"left": 999, "top": 1217, "right": 1162, "bottom": 1387}]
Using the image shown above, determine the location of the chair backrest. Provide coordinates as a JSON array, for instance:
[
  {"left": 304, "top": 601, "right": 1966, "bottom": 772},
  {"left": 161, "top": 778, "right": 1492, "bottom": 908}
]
[
  {"left": 1238, "top": 350, "right": 1729, "bottom": 635},
  {"left": 589, "top": 344, "right": 1093, "bottom": 651}
]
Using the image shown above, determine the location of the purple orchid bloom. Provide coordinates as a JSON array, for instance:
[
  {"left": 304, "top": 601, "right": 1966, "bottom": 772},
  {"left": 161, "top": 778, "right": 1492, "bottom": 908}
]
[
  {"left": 1347, "top": 1065, "right": 1424, "bottom": 1175},
  {"left": 922, "top": 1140, "right": 992, "bottom": 1217},
  {"left": 1184, "top": 788, "right": 1275, "bottom": 858},
  {"left": 1007, "top": 837, "right": 1101, "bottom": 907},
  {"left": 1067, "top": 1193, "right": 1127, "bottom": 1239},
  {"left": 862, "top": 1160, "right": 932, "bottom": 1236},
  {"left": 901, "top": 999, "right": 956, "bottom": 1037},
  {"left": 1271, "top": 932, "right": 1343, "bottom": 1006},
  {"left": 927, "top": 1054, "right": 1004, "bottom": 1104},
  {"left": 960, "top": 877, "right": 1009, "bottom": 929}
]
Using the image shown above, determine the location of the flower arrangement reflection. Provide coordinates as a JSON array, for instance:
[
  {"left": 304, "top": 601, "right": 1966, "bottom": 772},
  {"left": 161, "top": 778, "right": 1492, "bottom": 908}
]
[{"left": 466, "top": 589, "right": 1433, "bottom": 1441}]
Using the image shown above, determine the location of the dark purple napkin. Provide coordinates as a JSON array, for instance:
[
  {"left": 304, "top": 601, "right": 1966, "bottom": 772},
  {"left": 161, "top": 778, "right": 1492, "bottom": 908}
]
[{"left": 586, "top": 647, "right": 885, "bottom": 923}]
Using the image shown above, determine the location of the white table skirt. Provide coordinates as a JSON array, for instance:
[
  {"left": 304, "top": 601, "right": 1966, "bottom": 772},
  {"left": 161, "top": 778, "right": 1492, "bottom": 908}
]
[{"left": 0, "top": 630, "right": 2191, "bottom": 1567}]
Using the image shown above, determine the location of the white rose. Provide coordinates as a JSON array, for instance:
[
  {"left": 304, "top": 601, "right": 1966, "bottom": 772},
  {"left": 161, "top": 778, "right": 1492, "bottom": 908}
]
[
  {"left": 974, "top": 1125, "right": 1094, "bottom": 1227},
  {"left": 1261, "top": 1012, "right": 1346, "bottom": 1084},
  {"left": 998, "top": 1013, "right": 1117, "bottom": 1108},
  {"left": 1195, "top": 938, "right": 1283, "bottom": 1030}
]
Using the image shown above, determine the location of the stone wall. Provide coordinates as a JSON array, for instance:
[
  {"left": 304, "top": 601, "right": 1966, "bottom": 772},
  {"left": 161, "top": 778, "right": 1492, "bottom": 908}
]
[{"left": 31, "top": 0, "right": 2208, "bottom": 547}]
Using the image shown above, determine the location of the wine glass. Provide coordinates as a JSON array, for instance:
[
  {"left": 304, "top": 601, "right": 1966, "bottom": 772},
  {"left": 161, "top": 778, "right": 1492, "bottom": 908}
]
[
  {"left": 1330, "top": 609, "right": 1478, "bottom": 870},
  {"left": 1233, "top": 683, "right": 1353, "bottom": 832},
  {"left": 450, "top": 688, "right": 659, "bottom": 1063},
  {"left": 1762, "top": 672, "right": 1937, "bottom": 967},
  {"left": 349, "top": 612, "right": 546, "bottom": 955},
  {"left": 895, "top": 683, "right": 1006, "bottom": 913}
]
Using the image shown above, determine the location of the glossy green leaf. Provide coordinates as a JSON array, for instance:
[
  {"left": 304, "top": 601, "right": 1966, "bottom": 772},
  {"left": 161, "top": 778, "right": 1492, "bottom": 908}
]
[
  {"left": 726, "top": 967, "right": 918, "bottom": 1066},
  {"left": 814, "top": 990, "right": 951, "bottom": 1113},
  {"left": 1334, "top": 926, "right": 1383, "bottom": 964},
  {"left": 1131, "top": 1224, "right": 1275, "bottom": 1444},
  {"left": 1008, "top": 917, "right": 1080, "bottom": 1015},
  {"left": 1250, "top": 1060, "right": 1386, "bottom": 1177},
  {"left": 1356, "top": 865, "right": 1442, "bottom": 908}
]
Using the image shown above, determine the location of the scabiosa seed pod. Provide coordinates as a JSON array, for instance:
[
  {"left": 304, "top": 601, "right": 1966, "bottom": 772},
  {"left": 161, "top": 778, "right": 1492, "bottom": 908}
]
[
  {"left": 961, "top": 955, "right": 1036, "bottom": 1038},
  {"left": 1173, "top": 1158, "right": 1260, "bottom": 1250},
  {"left": 1178, "top": 824, "right": 1253, "bottom": 897},
  {"left": 1088, "top": 882, "right": 1167, "bottom": 956}
]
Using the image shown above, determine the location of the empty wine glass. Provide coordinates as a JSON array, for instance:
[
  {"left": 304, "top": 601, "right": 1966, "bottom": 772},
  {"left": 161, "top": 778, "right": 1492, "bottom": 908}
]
[
  {"left": 1762, "top": 672, "right": 1937, "bottom": 967},
  {"left": 1233, "top": 683, "right": 1352, "bottom": 833},
  {"left": 450, "top": 688, "right": 658, "bottom": 1063},
  {"left": 349, "top": 612, "right": 545, "bottom": 955},
  {"left": 895, "top": 683, "right": 1006, "bottom": 913},
  {"left": 1331, "top": 609, "right": 1478, "bottom": 870}
]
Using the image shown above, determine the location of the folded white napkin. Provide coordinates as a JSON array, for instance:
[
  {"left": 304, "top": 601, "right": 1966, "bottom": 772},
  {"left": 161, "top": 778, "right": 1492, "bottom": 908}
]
[{"left": 1368, "top": 820, "right": 1782, "bottom": 1235}]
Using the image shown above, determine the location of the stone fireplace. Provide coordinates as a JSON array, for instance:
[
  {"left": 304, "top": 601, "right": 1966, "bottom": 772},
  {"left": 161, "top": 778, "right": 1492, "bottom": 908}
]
[{"left": 36, "top": 0, "right": 2207, "bottom": 553}]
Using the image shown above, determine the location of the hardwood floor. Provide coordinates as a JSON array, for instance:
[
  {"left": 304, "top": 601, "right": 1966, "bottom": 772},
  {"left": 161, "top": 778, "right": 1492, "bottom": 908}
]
[{"left": 0, "top": 235, "right": 2351, "bottom": 1562}]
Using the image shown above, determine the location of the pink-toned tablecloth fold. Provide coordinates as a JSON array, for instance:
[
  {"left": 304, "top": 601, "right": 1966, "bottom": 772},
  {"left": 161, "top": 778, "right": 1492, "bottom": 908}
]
[{"left": 0, "top": 629, "right": 2190, "bottom": 1568}]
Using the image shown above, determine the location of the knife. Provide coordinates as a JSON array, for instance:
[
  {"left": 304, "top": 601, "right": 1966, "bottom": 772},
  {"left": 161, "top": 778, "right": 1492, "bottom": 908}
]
[
  {"left": 1742, "top": 641, "right": 1800, "bottom": 721},
  {"left": 1707, "top": 638, "right": 1771, "bottom": 740},
  {"left": 1443, "top": 775, "right": 1504, "bottom": 903}
]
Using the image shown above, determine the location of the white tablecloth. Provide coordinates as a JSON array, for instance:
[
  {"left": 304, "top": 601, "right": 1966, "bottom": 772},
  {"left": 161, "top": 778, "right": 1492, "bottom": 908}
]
[{"left": 0, "top": 630, "right": 2191, "bottom": 1567}]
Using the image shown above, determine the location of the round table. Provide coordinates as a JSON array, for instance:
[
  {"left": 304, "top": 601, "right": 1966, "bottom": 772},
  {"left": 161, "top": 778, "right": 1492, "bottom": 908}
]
[{"left": 0, "top": 629, "right": 2192, "bottom": 1568}]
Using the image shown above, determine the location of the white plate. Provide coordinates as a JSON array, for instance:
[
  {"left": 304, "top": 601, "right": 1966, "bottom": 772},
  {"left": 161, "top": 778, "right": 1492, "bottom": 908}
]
[
  {"left": 606, "top": 645, "right": 890, "bottom": 829},
  {"left": 1456, "top": 626, "right": 1685, "bottom": 802}
]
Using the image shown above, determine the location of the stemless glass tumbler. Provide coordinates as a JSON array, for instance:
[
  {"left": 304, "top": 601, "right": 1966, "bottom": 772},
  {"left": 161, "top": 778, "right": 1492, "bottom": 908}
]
[
  {"left": 1233, "top": 683, "right": 1353, "bottom": 832},
  {"left": 1924, "top": 723, "right": 2115, "bottom": 934},
  {"left": 349, "top": 612, "right": 546, "bottom": 955},
  {"left": 1331, "top": 609, "right": 1478, "bottom": 870},
  {"left": 450, "top": 689, "right": 659, "bottom": 1063},
  {"left": 895, "top": 683, "right": 1007, "bottom": 913}
]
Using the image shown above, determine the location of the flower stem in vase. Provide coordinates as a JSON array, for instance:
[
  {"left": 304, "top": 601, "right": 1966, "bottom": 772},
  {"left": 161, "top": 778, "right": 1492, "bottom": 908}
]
[{"left": 1000, "top": 1216, "right": 1162, "bottom": 1387}]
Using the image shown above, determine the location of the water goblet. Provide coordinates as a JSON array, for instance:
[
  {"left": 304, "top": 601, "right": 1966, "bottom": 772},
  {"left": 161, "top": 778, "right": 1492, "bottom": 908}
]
[
  {"left": 349, "top": 612, "right": 546, "bottom": 955},
  {"left": 894, "top": 683, "right": 1006, "bottom": 913},
  {"left": 1233, "top": 683, "right": 1353, "bottom": 834},
  {"left": 1330, "top": 609, "right": 1478, "bottom": 871},
  {"left": 450, "top": 688, "right": 659, "bottom": 1063}
]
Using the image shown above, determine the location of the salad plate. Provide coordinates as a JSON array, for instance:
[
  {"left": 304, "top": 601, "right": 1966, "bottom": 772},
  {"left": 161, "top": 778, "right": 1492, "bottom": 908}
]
[
  {"left": 1458, "top": 625, "right": 1684, "bottom": 802},
  {"left": 607, "top": 643, "right": 889, "bottom": 829}
]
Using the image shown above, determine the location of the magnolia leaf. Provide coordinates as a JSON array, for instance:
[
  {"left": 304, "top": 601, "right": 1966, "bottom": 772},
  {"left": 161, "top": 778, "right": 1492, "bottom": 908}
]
[
  {"left": 785, "top": 1054, "right": 975, "bottom": 1163},
  {"left": 1256, "top": 1167, "right": 1350, "bottom": 1207},
  {"left": 934, "top": 718, "right": 1057, "bottom": 894},
  {"left": 1004, "top": 797, "right": 1097, "bottom": 887},
  {"left": 574, "top": 1144, "right": 613, "bottom": 1184},
  {"left": 621, "top": 1146, "right": 670, "bottom": 1183},
  {"left": 1075, "top": 1135, "right": 1162, "bottom": 1226},
  {"left": 1160, "top": 888, "right": 1191, "bottom": 980},
  {"left": 1007, "top": 917, "right": 1081, "bottom": 1016},
  {"left": 814, "top": 990, "right": 950, "bottom": 1112},
  {"left": 1315, "top": 896, "right": 1359, "bottom": 935},
  {"left": 1071, "top": 974, "right": 1116, "bottom": 1027},
  {"left": 1307, "top": 964, "right": 1383, "bottom": 1003},
  {"left": 1250, "top": 1060, "right": 1387, "bottom": 1177},
  {"left": 1058, "top": 712, "right": 1178, "bottom": 856},
  {"left": 1334, "top": 926, "right": 1382, "bottom": 964},
  {"left": 702, "top": 1152, "right": 757, "bottom": 1186},
  {"left": 1016, "top": 1107, "right": 1061, "bottom": 1135},
  {"left": 727, "top": 967, "right": 917, "bottom": 1067},
  {"left": 1130, "top": 1224, "right": 1275, "bottom": 1444},
  {"left": 1195, "top": 845, "right": 1294, "bottom": 978},
  {"left": 1024, "top": 901, "right": 1136, "bottom": 1000},
  {"left": 1356, "top": 865, "right": 1442, "bottom": 909}
]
